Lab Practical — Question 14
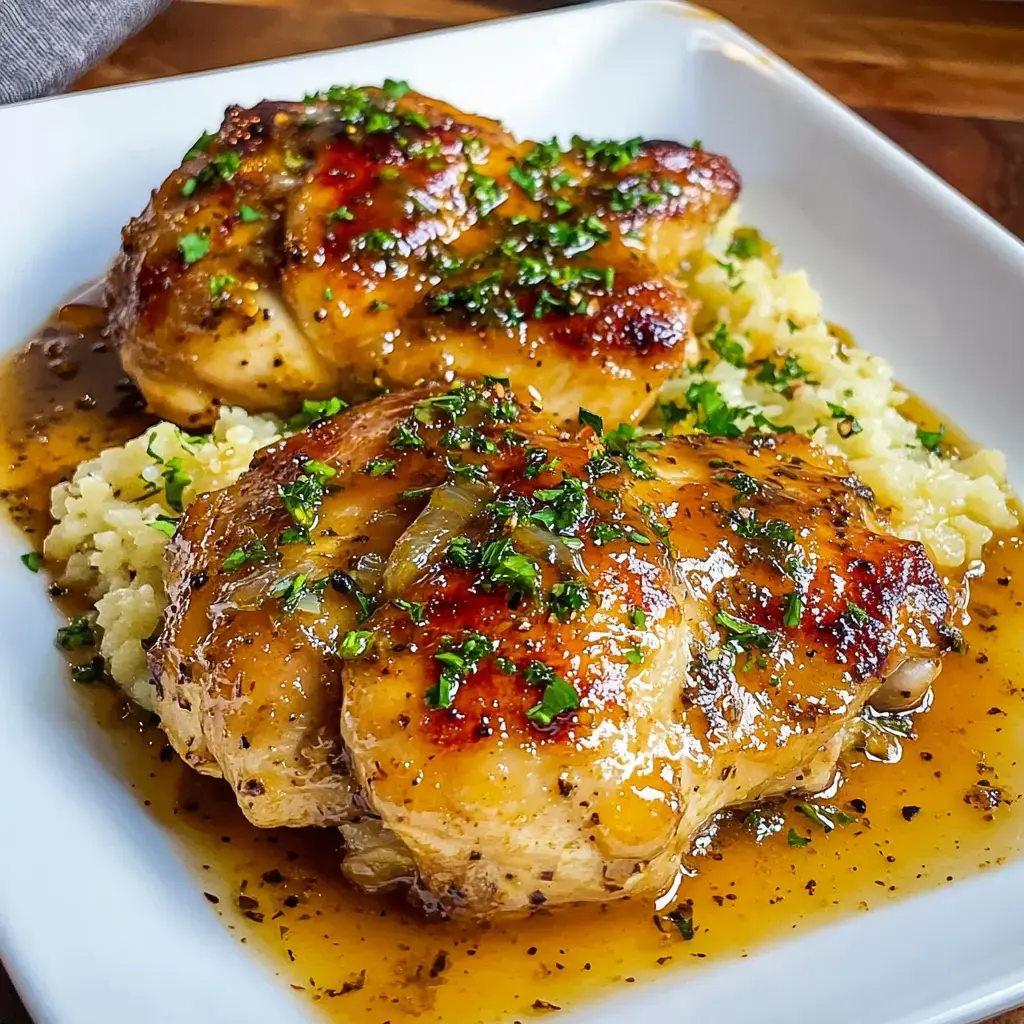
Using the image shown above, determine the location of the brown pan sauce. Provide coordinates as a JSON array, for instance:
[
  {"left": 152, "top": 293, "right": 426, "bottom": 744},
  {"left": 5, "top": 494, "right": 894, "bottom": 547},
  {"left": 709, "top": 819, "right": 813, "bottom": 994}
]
[{"left": 1, "top": 299, "right": 1023, "bottom": 1023}]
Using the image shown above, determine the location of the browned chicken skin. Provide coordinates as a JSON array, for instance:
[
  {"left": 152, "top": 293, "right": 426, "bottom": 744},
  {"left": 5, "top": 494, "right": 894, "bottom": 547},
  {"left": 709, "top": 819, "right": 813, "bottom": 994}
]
[
  {"left": 152, "top": 381, "right": 957, "bottom": 913},
  {"left": 108, "top": 84, "right": 739, "bottom": 428}
]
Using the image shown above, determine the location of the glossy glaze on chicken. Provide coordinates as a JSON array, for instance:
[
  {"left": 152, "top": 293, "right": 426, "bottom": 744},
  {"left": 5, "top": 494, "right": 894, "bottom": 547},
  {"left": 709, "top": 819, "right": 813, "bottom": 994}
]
[
  {"left": 108, "top": 83, "right": 739, "bottom": 429},
  {"left": 152, "top": 379, "right": 958, "bottom": 915}
]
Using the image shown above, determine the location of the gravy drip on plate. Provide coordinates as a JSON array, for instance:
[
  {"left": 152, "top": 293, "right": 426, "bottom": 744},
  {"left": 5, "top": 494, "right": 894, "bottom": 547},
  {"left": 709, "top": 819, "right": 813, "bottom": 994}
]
[{"left": 2, "top": 303, "right": 1024, "bottom": 1022}]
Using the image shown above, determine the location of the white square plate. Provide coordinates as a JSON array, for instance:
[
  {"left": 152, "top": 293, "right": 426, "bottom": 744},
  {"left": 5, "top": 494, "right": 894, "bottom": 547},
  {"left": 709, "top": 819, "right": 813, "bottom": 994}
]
[{"left": 1, "top": 2, "right": 1023, "bottom": 1022}]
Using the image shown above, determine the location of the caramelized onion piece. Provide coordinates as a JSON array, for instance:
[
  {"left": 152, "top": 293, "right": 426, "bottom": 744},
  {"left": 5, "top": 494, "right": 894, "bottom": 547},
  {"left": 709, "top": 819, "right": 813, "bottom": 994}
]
[
  {"left": 868, "top": 657, "right": 940, "bottom": 713},
  {"left": 383, "top": 481, "right": 493, "bottom": 596}
]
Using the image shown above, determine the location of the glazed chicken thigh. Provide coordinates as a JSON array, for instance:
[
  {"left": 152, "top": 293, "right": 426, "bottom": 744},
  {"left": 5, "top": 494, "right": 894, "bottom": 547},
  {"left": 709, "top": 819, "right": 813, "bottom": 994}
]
[
  {"left": 152, "top": 382, "right": 957, "bottom": 913},
  {"left": 108, "top": 84, "right": 739, "bottom": 429}
]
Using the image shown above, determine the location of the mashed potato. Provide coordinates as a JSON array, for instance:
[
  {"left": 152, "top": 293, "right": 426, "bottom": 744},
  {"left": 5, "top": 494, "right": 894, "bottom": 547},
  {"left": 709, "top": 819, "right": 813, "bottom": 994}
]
[
  {"left": 660, "top": 209, "right": 1017, "bottom": 568},
  {"left": 44, "top": 210, "right": 1018, "bottom": 706}
]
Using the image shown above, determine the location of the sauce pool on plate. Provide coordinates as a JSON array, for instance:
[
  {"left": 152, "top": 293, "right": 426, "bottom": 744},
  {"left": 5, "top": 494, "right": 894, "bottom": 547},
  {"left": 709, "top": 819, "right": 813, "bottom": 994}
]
[{"left": 2, "top": 299, "right": 1023, "bottom": 1022}]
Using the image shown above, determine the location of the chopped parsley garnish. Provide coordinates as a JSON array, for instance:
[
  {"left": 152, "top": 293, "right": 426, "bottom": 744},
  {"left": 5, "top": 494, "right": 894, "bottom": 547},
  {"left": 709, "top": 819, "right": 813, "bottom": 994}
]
[
  {"left": 917, "top": 425, "right": 945, "bottom": 454},
  {"left": 178, "top": 232, "right": 210, "bottom": 265},
  {"left": 184, "top": 130, "right": 216, "bottom": 160},
  {"left": 57, "top": 615, "right": 96, "bottom": 650},
  {"left": 209, "top": 274, "right": 236, "bottom": 298},
  {"left": 446, "top": 535, "right": 478, "bottom": 569},
  {"left": 708, "top": 323, "right": 746, "bottom": 368},
  {"left": 714, "top": 610, "right": 777, "bottom": 654},
  {"left": 716, "top": 468, "right": 760, "bottom": 501},
  {"left": 578, "top": 407, "right": 604, "bottom": 434},
  {"left": 160, "top": 458, "right": 191, "bottom": 513},
  {"left": 364, "top": 457, "right": 397, "bottom": 477},
  {"left": 287, "top": 396, "right": 346, "bottom": 430},
  {"left": 21, "top": 552, "right": 41, "bottom": 572},
  {"left": 339, "top": 630, "right": 375, "bottom": 658},
  {"left": 725, "top": 229, "right": 764, "bottom": 260},
  {"left": 368, "top": 299, "right": 390, "bottom": 312},
  {"left": 846, "top": 600, "right": 869, "bottom": 624},
  {"left": 571, "top": 135, "right": 642, "bottom": 172},
  {"left": 827, "top": 401, "right": 862, "bottom": 437},
  {"left": 796, "top": 803, "right": 835, "bottom": 832},
  {"left": 680, "top": 380, "right": 744, "bottom": 437},
  {"left": 480, "top": 538, "right": 540, "bottom": 600},
  {"left": 222, "top": 538, "right": 270, "bottom": 572},
  {"left": 625, "top": 647, "right": 644, "bottom": 665},
  {"left": 523, "top": 661, "right": 580, "bottom": 727},
  {"left": 601, "top": 423, "right": 660, "bottom": 479},
  {"left": 330, "top": 570, "right": 375, "bottom": 621},
  {"left": 523, "top": 446, "right": 558, "bottom": 479},
  {"left": 279, "top": 462, "right": 334, "bottom": 532},
  {"left": 271, "top": 573, "right": 327, "bottom": 615},
  {"left": 239, "top": 204, "right": 264, "bottom": 223},
  {"left": 782, "top": 591, "right": 803, "bottom": 628},
  {"left": 427, "top": 632, "right": 495, "bottom": 709},
  {"left": 391, "top": 419, "right": 425, "bottom": 451},
  {"left": 630, "top": 607, "right": 647, "bottom": 629},
  {"left": 786, "top": 317, "right": 799, "bottom": 334},
  {"left": 755, "top": 353, "right": 809, "bottom": 390},
  {"left": 327, "top": 205, "right": 355, "bottom": 222},
  {"left": 466, "top": 166, "right": 507, "bottom": 216},
  {"left": 71, "top": 656, "right": 105, "bottom": 684},
  {"left": 149, "top": 515, "right": 179, "bottom": 537},
  {"left": 530, "top": 475, "right": 590, "bottom": 535},
  {"left": 591, "top": 522, "right": 650, "bottom": 546},
  {"left": 382, "top": 78, "right": 410, "bottom": 100},
  {"left": 666, "top": 910, "right": 695, "bottom": 941},
  {"left": 392, "top": 598, "right": 426, "bottom": 624},
  {"left": 787, "top": 828, "right": 811, "bottom": 848},
  {"left": 547, "top": 581, "right": 590, "bottom": 623},
  {"left": 728, "top": 510, "right": 795, "bottom": 543}
]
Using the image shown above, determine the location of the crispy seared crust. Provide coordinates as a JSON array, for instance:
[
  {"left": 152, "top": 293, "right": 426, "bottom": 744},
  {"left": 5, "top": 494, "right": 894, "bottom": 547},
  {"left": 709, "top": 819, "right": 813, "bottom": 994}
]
[
  {"left": 107, "top": 88, "right": 740, "bottom": 427},
  {"left": 155, "top": 382, "right": 954, "bottom": 913}
]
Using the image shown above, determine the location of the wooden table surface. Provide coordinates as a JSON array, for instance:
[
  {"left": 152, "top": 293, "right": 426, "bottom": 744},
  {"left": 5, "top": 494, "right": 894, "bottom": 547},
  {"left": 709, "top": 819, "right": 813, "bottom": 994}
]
[{"left": 3, "top": 0, "right": 1024, "bottom": 1020}]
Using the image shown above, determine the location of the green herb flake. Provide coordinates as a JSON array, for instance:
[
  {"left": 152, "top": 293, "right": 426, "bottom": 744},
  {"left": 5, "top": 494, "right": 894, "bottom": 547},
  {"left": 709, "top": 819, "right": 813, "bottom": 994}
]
[
  {"left": 209, "top": 274, "right": 236, "bottom": 298},
  {"left": 327, "top": 205, "right": 355, "bottom": 222},
  {"left": 21, "top": 552, "right": 42, "bottom": 572},
  {"left": 382, "top": 78, "right": 410, "bottom": 100},
  {"left": 57, "top": 615, "right": 96, "bottom": 650},
  {"left": 524, "top": 663, "right": 580, "bottom": 727},
  {"left": 149, "top": 515, "right": 179, "bottom": 538},
  {"left": 917, "top": 425, "right": 946, "bottom": 454},
  {"left": 782, "top": 591, "right": 803, "bottom": 628},
  {"left": 72, "top": 655, "right": 106, "bottom": 684},
  {"left": 708, "top": 323, "right": 746, "bottom": 368},
  {"left": 846, "top": 600, "right": 869, "bottom": 624},
  {"left": 725, "top": 229, "right": 763, "bottom": 260},
  {"left": 222, "top": 538, "right": 270, "bottom": 572},
  {"left": 392, "top": 598, "right": 426, "bottom": 624},
  {"left": 178, "top": 232, "right": 210, "bottom": 265},
  {"left": 796, "top": 803, "right": 835, "bottom": 832},
  {"left": 239, "top": 204, "right": 264, "bottom": 223},
  {"left": 578, "top": 407, "right": 604, "bottom": 434},
  {"left": 715, "top": 609, "right": 777, "bottom": 654},
  {"left": 365, "top": 457, "right": 397, "bottom": 477},
  {"left": 547, "top": 581, "right": 590, "bottom": 623},
  {"left": 630, "top": 607, "right": 647, "bottom": 629},
  {"left": 427, "top": 632, "right": 495, "bottom": 709},
  {"left": 787, "top": 828, "right": 811, "bottom": 848},
  {"left": 184, "top": 131, "right": 216, "bottom": 160},
  {"left": 339, "top": 630, "right": 375, "bottom": 659},
  {"left": 287, "top": 396, "right": 346, "bottom": 431}
]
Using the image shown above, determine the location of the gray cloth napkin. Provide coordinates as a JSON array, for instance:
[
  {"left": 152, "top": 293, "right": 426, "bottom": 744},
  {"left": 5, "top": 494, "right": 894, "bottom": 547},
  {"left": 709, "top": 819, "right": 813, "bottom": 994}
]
[{"left": 0, "top": 0, "right": 170, "bottom": 104}]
